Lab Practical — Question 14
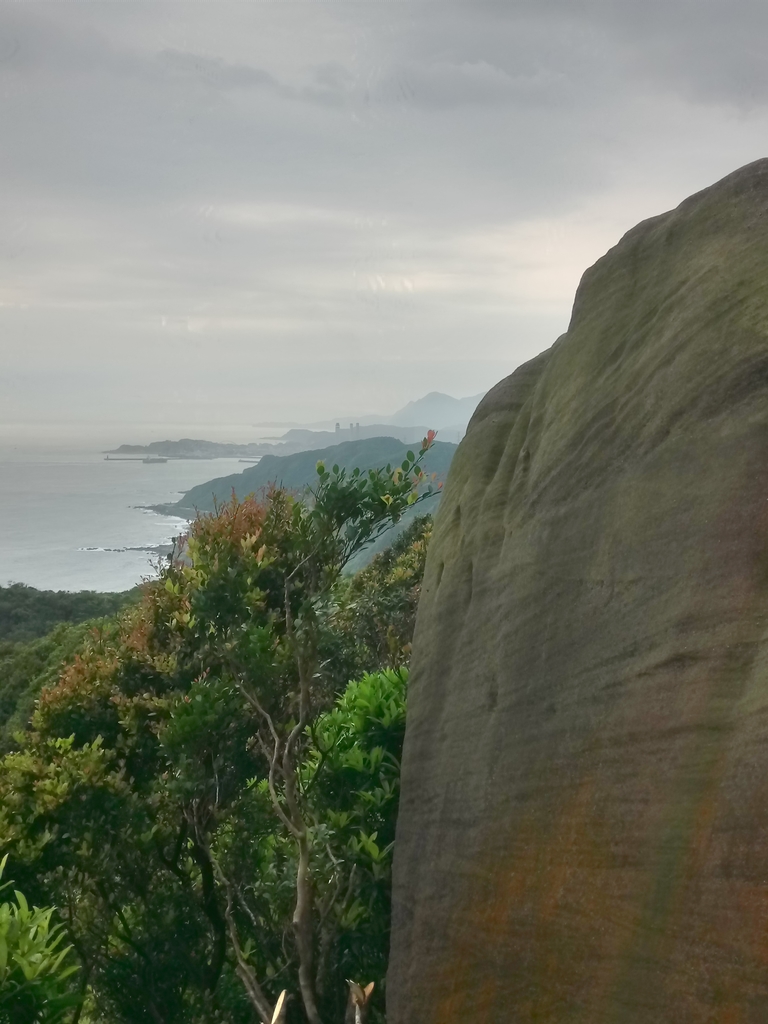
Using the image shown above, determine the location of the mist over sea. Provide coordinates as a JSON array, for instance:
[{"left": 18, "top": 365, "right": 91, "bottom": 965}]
[{"left": 0, "top": 444, "right": 248, "bottom": 592}]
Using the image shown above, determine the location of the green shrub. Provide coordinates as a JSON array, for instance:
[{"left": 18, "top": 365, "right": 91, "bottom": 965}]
[{"left": 0, "top": 856, "right": 79, "bottom": 1024}]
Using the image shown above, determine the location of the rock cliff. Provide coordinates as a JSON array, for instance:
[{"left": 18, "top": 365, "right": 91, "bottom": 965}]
[{"left": 389, "top": 159, "right": 768, "bottom": 1023}]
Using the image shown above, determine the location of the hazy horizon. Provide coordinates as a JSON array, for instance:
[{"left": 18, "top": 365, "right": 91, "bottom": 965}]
[{"left": 0, "top": 385, "right": 484, "bottom": 449}]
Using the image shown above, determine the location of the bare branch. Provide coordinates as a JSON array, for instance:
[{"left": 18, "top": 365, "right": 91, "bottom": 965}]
[{"left": 209, "top": 853, "right": 275, "bottom": 1024}]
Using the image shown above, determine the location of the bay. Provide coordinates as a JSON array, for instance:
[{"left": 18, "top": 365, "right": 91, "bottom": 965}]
[{"left": 0, "top": 445, "right": 250, "bottom": 592}]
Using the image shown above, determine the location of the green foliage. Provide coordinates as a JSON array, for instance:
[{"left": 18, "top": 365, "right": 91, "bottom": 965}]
[
  {"left": 0, "top": 584, "right": 136, "bottom": 643},
  {"left": 0, "top": 622, "right": 116, "bottom": 753},
  {"left": 0, "top": 588, "right": 138, "bottom": 752},
  {"left": 0, "top": 440, "right": 436, "bottom": 1023},
  {"left": 307, "top": 669, "right": 407, "bottom": 991},
  {"left": 0, "top": 856, "right": 79, "bottom": 1024},
  {"left": 177, "top": 435, "right": 455, "bottom": 515},
  {"left": 323, "top": 516, "right": 431, "bottom": 688}
]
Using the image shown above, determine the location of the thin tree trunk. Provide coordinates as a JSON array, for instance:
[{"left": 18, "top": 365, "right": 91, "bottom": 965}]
[
  {"left": 212, "top": 851, "right": 276, "bottom": 1024},
  {"left": 225, "top": 905, "right": 274, "bottom": 1023},
  {"left": 281, "top": 581, "right": 323, "bottom": 1024},
  {"left": 293, "top": 831, "right": 322, "bottom": 1024},
  {"left": 190, "top": 838, "right": 227, "bottom": 991},
  {"left": 70, "top": 965, "right": 91, "bottom": 1024}
]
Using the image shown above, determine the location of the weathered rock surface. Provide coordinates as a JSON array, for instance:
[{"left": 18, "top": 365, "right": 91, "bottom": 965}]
[{"left": 389, "top": 160, "right": 768, "bottom": 1023}]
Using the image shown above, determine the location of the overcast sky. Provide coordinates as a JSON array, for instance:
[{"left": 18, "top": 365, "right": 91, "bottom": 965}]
[{"left": 2, "top": 0, "right": 768, "bottom": 444}]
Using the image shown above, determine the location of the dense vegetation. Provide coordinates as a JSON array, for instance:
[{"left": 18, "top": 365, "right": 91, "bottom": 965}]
[
  {"left": 0, "top": 623, "right": 102, "bottom": 753},
  {"left": 174, "top": 436, "right": 456, "bottom": 514},
  {"left": 0, "top": 585, "right": 136, "bottom": 644},
  {"left": 0, "top": 589, "right": 139, "bottom": 754},
  {"left": 0, "top": 442, "right": 436, "bottom": 1023}
]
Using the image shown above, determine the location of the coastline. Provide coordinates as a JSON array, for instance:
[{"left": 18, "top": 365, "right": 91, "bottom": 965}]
[
  {"left": 1, "top": 447, "right": 246, "bottom": 593},
  {"left": 141, "top": 503, "right": 197, "bottom": 521}
]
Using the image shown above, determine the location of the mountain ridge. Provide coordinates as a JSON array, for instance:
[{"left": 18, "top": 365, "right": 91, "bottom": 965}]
[{"left": 157, "top": 435, "right": 458, "bottom": 518}]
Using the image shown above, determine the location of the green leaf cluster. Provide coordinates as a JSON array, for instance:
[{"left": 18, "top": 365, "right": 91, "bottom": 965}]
[{"left": 0, "top": 856, "right": 79, "bottom": 1024}]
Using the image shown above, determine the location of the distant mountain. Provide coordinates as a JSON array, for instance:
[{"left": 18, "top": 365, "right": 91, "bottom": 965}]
[
  {"left": 161, "top": 436, "right": 458, "bottom": 517},
  {"left": 279, "top": 423, "right": 430, "bottom": 446},
  {"left": 105, "top": 424, "right": 434, "bottom": 460},
  {"left": 109, "top": 393, "right": 483, "bottom": 462},
  {"left": 389, "top": 392, "right": 485, "bottom": 429}
]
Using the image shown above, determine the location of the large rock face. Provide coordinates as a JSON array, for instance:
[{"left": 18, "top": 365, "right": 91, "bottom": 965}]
[{"left": 389, "top": 160, "right": 768, "bottom": 1023}]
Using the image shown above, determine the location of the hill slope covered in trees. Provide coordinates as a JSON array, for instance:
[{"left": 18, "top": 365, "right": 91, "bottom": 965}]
[
  {"left": 168, "top": 436, "right": 457, "bottom": 516},
  {"left": 0, "top": 584, "right": 136, "bottom": 643}
]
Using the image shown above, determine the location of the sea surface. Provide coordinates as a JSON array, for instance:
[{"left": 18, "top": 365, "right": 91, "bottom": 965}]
[{"left": 0, "top": 445, "right": 250, "bottom": 592}]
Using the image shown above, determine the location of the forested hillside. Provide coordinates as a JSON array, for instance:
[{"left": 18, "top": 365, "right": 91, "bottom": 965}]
[
  {"left": 0, "top": 439, "right": 437, "bottom": 1023},
  {"left": 0, "top": 587, "right": 139, "bottom": 754},
  {"left": 171, "top": 436, "right": 457, "bottom": 515},
  {"left": 0, "top": 623, "right": 102, "bottom": 752},
  {"left": 0, "top": 584, "right": 136, "bottom": 643}
]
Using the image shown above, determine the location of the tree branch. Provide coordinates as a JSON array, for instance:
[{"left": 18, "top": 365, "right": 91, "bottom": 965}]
[{"left": 210, "top": 856, "right": 275, "bottom": 1024}]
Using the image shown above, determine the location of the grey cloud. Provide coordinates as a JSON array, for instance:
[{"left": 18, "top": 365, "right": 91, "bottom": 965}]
[
  {"left": 373, "top": 60, "right": 567, "bottom": 109},
  {"left": 482, "top": 0, "right": 768, "bottom": 108},
  {"left": 157, "top": 49, "right": 353, "bottom": 108},
  {"left": 156, "top": 46, "right": 554, "bottom": 113},
  {"left": 2, "top": 1, "right": 768, "bottom": 436},
  {"left": 159, "top": 49, "right": 280, "bottom": 91},
  {"left": 156, "top": 43, "right": 569, "bottom": 123}
]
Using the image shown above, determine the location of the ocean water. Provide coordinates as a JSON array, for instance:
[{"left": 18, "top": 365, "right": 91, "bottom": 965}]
[{"left": 0, "top": 446, "right": 250, "bottom": 592}]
